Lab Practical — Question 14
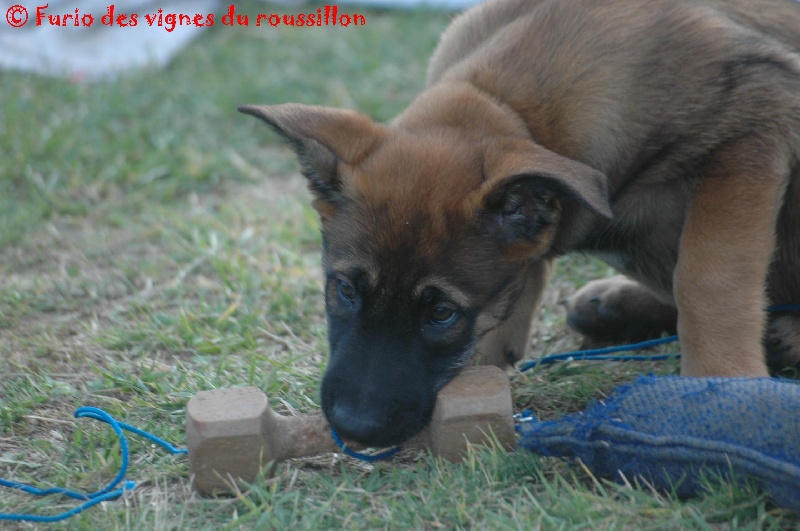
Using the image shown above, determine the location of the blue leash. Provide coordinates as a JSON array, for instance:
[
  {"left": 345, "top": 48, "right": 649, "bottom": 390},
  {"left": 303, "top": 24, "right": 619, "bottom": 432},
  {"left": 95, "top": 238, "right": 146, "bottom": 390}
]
[
  {"left": 519, "top": 303, "right": 800, "bottom": 372},
  {"left": 0, "top": 406, "right": 187, "bottom": 523},
  {"left": 518, "top": 335, "right": 680, "bottom": 371}
]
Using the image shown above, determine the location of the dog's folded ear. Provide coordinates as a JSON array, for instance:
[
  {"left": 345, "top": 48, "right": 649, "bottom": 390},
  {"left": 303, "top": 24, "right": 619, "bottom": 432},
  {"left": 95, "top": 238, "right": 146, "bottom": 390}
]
[
  {"left": 474, "top": 139, "right": 612, "bottom": 257},
  {"left": 238, "top": 103, "right": 387, "bottom": 219}
]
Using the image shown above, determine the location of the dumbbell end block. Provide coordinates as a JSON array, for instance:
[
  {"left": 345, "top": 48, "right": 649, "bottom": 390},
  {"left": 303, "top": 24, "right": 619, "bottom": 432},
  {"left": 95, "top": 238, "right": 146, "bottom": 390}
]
[
  {"left": 186, "top": 386, "right": 271, "bottom": 496},
  {"left": 429, "top": 365, "right": 516, "bottom": 461}
]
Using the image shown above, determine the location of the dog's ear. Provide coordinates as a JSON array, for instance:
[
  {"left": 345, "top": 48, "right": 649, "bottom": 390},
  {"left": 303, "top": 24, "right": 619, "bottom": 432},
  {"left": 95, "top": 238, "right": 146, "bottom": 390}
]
[
  {"left": 475, "top": 140, "right": 612, "bottom": 257},
  {"left": 238, "top": 103, "right": 386, "bottom": 219}
]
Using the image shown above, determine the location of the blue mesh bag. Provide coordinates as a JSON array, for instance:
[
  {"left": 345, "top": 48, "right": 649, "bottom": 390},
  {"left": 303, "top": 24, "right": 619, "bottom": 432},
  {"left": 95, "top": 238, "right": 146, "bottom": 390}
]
[{"left": 517, "top": 375, "right": 800, "bottom": 511}]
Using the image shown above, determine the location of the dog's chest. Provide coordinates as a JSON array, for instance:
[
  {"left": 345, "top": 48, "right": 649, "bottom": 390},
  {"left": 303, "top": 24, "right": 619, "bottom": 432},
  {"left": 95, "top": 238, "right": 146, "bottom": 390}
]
[{"left": 574, "top": 182, "right": 689, "bottom": 301}]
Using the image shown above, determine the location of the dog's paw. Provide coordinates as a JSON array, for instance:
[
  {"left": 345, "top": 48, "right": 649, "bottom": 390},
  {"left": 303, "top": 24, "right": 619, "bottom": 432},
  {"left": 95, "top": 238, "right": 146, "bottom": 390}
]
[
  {"left": 564, "top": 275, "right": 678, "bottom": 348},
  {"left": 766, "top": 314, "right": 800, "bottom": 375}
]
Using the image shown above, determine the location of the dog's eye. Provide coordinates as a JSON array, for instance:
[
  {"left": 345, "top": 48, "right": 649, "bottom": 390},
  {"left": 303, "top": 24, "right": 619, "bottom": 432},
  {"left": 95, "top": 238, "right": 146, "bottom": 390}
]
[
  {"left": 430, "top": 306, "right": 457, "bottom": 325},
  {"left": 336, "top": 279, "right": 356, "bottom": 301}
]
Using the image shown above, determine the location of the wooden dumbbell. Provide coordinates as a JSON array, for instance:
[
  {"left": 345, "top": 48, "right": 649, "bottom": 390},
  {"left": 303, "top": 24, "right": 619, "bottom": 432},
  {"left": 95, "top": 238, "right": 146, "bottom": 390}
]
[{"left": 186, "top": 366, "right": 514, "bottom": 495}]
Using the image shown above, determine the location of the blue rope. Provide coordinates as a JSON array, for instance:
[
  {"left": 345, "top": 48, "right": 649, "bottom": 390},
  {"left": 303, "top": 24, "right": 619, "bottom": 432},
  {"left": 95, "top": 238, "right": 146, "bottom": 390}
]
[
  {"left": 330, "top": 427, "right": 402, "bottom": 462},
  {"left": 0, "top": 406, "right": 186, "bottom": 523},
  {"left": 519, "top": 335, "right": 680, "bottom": 371},
  {"left": 520, "top": 303, "right": 800, "bottom": 371},
  {"left": 112, "top": 419, "right": 188, "bottom": 456}
]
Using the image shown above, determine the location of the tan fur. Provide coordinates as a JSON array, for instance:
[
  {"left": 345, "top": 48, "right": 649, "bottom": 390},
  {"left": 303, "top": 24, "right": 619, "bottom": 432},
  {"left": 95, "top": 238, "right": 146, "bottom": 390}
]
[{"left": 241, "top": 0, "right": 800, "bottom": 380}]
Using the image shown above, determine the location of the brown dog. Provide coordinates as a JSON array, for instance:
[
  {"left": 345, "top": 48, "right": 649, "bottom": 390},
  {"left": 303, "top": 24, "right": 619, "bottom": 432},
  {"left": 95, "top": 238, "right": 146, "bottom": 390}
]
[{"left": 239, "top": 0, "right": 800, "bottom": 447}]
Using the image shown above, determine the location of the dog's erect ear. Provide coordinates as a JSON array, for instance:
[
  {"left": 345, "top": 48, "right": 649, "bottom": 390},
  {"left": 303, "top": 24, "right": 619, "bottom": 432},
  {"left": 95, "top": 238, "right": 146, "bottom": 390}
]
[
  {"left": 238, "top": 103, "right": 387, "bottom": 218},
  {"left": 475, "top": 140, "right": 612, "bottom": 257}
]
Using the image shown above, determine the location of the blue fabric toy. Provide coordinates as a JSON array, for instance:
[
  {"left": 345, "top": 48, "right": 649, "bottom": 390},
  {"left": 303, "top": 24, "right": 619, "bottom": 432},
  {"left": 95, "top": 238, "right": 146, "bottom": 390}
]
[{"left": 517, "top": 375, "right": 800, "bottom": 511}]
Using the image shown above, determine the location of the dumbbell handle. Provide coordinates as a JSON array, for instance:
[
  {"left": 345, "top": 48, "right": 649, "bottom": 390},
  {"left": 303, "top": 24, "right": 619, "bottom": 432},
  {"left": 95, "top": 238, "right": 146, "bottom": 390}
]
[
  {"left": 266, "top": 408, "right": 402, "bottom": 459},
  {"left": 266, "top": 407, "right": 432, "bottom": 460},
  {"left": 268, "top": 409, "right": 339, "bottom": 459}
]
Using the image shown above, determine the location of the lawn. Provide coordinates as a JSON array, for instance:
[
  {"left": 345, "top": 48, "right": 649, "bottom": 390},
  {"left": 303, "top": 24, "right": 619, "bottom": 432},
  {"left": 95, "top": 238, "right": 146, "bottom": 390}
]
[{"left": 1, "top": 1, "right": 796, "bottom": 528}]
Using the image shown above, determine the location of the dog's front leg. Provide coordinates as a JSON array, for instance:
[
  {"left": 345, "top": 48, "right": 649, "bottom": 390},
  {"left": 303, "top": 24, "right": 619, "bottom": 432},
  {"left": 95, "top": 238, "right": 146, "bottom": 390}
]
[
  {"left": 474, "top": 259, "right": 554, "bottom": 368},
  {"left": 675, "top": 136, "right": 791, "bottom": 377}
]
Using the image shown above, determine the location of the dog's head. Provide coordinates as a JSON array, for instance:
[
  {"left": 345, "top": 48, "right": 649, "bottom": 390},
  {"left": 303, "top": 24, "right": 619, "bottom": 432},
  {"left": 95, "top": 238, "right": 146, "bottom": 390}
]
[{"left": 240, "top": 102, "right": 610, "bottom": 447}]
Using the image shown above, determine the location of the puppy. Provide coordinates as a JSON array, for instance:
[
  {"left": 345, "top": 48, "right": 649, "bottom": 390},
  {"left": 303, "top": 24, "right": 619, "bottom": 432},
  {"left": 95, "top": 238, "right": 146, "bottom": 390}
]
[{"left": 239, "top": 0, "right": 800, "bottom": 446}]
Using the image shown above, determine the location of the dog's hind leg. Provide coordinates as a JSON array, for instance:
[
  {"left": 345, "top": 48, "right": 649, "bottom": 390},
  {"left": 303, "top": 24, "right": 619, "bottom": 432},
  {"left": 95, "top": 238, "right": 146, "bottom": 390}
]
[
  {"left": 473, "top": 259, "right": 554, "bottom": 368},
  {"left": 564, "top": 275, "right": 678, "bottom": 349},
  {"left": 674, "top": 136, "right": 791, "bottom": 377}
]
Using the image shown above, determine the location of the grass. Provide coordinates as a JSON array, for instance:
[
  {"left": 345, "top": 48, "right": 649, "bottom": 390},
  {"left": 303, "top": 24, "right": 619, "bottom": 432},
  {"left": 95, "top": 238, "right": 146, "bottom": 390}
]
[{"left": 1, "top": 1, "right": 797, "bottom": 528}]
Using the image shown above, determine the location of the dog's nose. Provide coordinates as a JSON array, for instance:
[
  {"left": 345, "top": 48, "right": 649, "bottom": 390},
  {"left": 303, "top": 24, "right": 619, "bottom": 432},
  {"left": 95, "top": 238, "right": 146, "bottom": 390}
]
[{"left": 328, "top": 403, "right": 390, "bottom": 447}]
